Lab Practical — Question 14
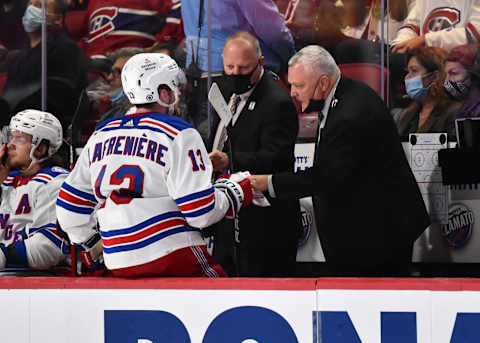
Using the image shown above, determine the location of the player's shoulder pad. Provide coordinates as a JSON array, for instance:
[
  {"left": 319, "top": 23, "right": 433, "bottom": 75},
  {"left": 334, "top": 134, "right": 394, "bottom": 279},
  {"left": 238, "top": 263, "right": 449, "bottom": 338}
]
[
  {"left": 95, "top": 116, "right": 125, "bottom": 131},
  {"left": 138, "top": 113, "right": 196, "bottom": 141},
  {"left": 145, "top": 113, "right": 194, "bottom": 132},
  {"left": 32, "top": 167, "right": 70, "bottom": 184},
  {"left": 96, "top": 113, "right": 194, "bottom": 136}
]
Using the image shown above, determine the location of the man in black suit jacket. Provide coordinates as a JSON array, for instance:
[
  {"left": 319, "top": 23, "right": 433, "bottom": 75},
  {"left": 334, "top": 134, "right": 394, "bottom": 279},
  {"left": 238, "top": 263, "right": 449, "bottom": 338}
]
[
  {"left": 249, "top": 45, "right": 430, "bottom": 276},
  {"left": 208, "top": 32, "right": 301, "bottom": 277}
]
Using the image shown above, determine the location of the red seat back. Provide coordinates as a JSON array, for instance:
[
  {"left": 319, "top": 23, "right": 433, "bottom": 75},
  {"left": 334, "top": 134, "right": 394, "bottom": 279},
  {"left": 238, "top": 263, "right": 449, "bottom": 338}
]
[
  {"left": 338, "top": 63, "right": 389, "bottom": 100},
  {"left": 0, "top": 72, "right": 7, "bottom": 94},
  {"left": 64, "top": 10, "right": 88, "bottom": 41}
]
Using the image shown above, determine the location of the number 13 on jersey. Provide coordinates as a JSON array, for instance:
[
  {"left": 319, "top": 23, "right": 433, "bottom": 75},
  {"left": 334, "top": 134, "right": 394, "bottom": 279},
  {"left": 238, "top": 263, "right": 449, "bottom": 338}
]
[{"left": 188, "top": 149, "right": 206, "bottom": 172}]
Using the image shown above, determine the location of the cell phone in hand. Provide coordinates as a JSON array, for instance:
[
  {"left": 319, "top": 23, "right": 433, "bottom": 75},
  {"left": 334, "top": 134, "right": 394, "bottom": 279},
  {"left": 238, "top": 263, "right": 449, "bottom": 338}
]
[{"left": 2, "top": 145, "right": 7, "bottom": 166}]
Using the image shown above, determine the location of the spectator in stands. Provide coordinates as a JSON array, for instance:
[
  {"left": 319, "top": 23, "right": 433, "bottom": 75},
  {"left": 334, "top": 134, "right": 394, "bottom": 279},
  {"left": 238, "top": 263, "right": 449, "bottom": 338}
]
[
  {"left": 248, "top": 45, "right": 429, "bottom": 277},
  {"left": 281, "top": 0, "right": 412, "bottom": 62},
  {"left": 208, "top": 32, "right": 301, "bottom": 277},
  {"left": 1, "top": 0, "right": 89, "bottom": 132},
  {"left": 0, "top": 0, "right": 29, "bottom": 51},
  {"left": 392, "top": 0, "right": 480, "bottom": 54},
  {"left": 339, "top": 0, "right": 413, "bottom": 44},
  {"left": 66, "top": 0, "right": 184, "bottom": 59},
  {"left": 85, "top": 46, "right": 186, "bottom": 145},
  {"left": 334, "top": 0, "right": 414, "bottom": 64},
  {"left": 182, "top": 0, "right": 296, "bottom": 144},
  {"left": 283, "top": 0, "right": 349, "bottom": 56},
  {"left": 95, "top": 46, "right": 187, "bottom": 124},
  {"left": 280, "top": 0, "right": 413, "bottom": 108},
  {"left": 443, "top": 44, "right": 480, "bottom": 135},
  {"left": 96, "top": 47, "right": 143, "bottom": 124},
  {"left": 396, "top": 47, "right": 462, "bottom": 137},
  {"left": 0, "top": 110, "right": 69, "bottom": 275}
]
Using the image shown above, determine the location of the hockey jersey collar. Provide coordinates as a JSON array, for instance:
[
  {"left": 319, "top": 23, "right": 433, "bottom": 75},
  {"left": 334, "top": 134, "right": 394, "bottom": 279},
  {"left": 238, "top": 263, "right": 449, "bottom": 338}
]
[{"left": 7, "top": 167, "right": 68, "bottom": 188}]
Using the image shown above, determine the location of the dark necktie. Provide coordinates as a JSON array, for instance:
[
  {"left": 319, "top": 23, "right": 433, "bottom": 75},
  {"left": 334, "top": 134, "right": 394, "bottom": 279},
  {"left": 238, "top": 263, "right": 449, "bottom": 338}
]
[
  {"left": 223, "top": 94, "right": 241, "bottom": 171},
  {"left": 229, "top": 94, "right": 241, "bottom": 123},
  {"left": 215, "top": 95, "right": 241, "bottom": 153}
]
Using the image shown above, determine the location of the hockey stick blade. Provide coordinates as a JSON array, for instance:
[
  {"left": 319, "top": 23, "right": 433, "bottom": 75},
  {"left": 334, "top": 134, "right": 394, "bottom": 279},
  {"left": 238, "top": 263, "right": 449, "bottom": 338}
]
[{"left": 208, "top": 82, "right": 232, "bottom": 126}]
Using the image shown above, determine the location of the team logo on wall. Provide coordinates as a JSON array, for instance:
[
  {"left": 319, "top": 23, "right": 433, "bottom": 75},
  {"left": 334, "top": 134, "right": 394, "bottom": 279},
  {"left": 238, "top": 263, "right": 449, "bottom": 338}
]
[
  {"left": 298, "top": 206, "right": 312, "bottom": 247},
  {"left": 442, "top": 203, "right": 474, "bottom": 248},
  {"left": 423, "top": 7, "right": 460, "bottom": 34}
]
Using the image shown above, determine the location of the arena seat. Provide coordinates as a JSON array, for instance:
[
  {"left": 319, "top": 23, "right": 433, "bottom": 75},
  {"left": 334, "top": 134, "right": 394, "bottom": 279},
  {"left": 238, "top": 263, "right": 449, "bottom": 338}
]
[
  {"left": 64, "top": 10, "right": 88, "bottom": 42},
  {"left": 338, "top": 62, "right": 389, "bottom": 101},
  {"left": 0, "top": 72, "right": 7, "bottom": 94}
]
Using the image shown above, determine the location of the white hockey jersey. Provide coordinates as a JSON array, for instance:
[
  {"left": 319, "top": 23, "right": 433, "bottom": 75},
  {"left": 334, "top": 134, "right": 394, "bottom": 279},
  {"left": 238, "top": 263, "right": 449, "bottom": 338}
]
[
  {"left": 393, "top": 0, "right": 480, "bottom": 50},
  {"left": 56, "top": 113, "right": 230, "bottom": 271},
  {"left": 0, "top": 167, "right": 70, "bottom": 270}
]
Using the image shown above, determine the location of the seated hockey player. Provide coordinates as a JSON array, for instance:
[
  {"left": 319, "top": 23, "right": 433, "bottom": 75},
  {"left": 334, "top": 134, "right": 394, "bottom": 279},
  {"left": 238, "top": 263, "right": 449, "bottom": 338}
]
[
  {"left": 56, "top": 53, "right": 253, "bottom": 277},
  {"left": 0, "top": 109, "right": 70, "bottom": 274}
]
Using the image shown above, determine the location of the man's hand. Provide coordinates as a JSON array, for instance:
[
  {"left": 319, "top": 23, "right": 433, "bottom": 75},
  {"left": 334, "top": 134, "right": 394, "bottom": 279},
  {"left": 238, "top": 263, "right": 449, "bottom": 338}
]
[
  {"left": 209, "top": 149, "right": 230, "bottom": 172},
  {"left": 248, "top": 174, "right": 269, "bottom": 192},
  {"left": 392, "top": 36, "right": 426, "bottom": 54}
]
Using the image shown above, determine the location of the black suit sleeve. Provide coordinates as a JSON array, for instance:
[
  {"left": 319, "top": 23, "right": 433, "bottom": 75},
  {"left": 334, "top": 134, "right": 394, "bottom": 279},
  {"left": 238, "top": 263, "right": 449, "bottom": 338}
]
[
  {"left": 272, "top": 116, "right": 366, "bottom": 199},
  {"left": 233, "top": 96, "right": 298, "bottom": 174}
]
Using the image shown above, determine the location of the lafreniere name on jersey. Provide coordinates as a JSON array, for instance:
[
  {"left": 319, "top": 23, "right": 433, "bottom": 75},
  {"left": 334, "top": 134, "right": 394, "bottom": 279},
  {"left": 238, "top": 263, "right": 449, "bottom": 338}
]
[{"left": 91, "top": 133, "right": 168, "bottom": 166}]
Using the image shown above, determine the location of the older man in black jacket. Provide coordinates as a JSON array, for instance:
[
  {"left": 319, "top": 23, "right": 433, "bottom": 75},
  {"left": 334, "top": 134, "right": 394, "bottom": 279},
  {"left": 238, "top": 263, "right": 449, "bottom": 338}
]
[{"left": 250, "top": 45, "right": 430, "bottom": 276}]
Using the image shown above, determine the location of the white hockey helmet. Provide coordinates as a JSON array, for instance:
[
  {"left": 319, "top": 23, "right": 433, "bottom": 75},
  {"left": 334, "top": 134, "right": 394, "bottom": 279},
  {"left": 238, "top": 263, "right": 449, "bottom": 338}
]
[
  {"left": 121, "top": 53, "right": 181, "bottom": 107},
  {"left": 9, "top": 109, "right": 63, "bottom": 160}
]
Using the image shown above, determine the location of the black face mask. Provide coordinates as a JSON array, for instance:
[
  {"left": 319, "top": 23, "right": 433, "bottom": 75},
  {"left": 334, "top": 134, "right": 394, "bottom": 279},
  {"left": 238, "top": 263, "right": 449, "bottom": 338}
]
[
  {"left": 303, "top": 76, "right": 325, "bottom": 113},
  {"left": 443, "top": 78, "right": 471, "bottom": 100},
  {"left": 223, "top": 62, "right": 259, "bottom": 94},
  {"left": 304, "top": 99, "right": 325, "bottom": 113}
]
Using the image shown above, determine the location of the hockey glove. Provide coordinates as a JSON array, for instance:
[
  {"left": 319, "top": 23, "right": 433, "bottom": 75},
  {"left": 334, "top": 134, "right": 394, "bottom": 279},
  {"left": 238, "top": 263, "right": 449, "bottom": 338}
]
[
  {"left": 75, "top": 232, "right": 104, "bottom": 274},
  {"left": 214, "top": 172, "right": 253, "bottom": 219}
]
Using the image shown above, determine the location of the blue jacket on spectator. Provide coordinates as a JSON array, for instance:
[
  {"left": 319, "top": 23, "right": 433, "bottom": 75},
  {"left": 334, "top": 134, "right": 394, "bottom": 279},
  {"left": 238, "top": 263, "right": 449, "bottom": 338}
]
[{"left": 182, "top": 0, "right": 296, "bottom": 74}]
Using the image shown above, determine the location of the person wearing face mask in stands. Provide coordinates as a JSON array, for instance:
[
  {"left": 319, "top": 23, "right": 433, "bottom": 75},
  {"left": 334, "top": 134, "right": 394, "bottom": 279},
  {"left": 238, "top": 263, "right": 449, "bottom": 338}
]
[
  {"left": 0, "top": 0, "right": 29, "bottom": 52},
  {"left": 0, "top": 0, "right": 88, "bottom": 134},
  {"left": 443, "top": 44, "right": 480, "bottom": 136},
  {"left": 207, "top": 32, "right": 301, "bottom": 277},
  {"left": 396, "top": 46, "right": 462, "bottom": 138},
  {"left": 96, "top": 46, "right": 187, "bottom": 125},
  {"left": 92, "top": 47, "right": 145, "bottom": 125}
]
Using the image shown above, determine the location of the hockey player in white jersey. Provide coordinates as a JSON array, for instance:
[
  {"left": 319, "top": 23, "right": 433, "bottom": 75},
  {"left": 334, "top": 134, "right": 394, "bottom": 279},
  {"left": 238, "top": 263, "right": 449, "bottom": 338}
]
[
  {"left": 56, "top": 53, "right": 253, "bottom": 277},
  {"left": 392, "top": 0, "right": 480, "bottom": 53},
  {"left": 0, "top": 110, "right": 70, "bottom": 274}
]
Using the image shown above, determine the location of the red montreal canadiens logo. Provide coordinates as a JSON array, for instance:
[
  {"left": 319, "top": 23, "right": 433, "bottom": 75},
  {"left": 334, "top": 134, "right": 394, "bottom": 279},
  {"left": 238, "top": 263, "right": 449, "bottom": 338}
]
[
  {"left": 87, "top": 7, "right": 119, "bottom": 43},
  {"left": 298, "top": 205, "right": 313, "bottom": 247},
  {"left": 442, "top": 203, "right": 474, "bottom": 248},
  {"left": 423, "top": 7, "right": 461, "bottom": 34}
]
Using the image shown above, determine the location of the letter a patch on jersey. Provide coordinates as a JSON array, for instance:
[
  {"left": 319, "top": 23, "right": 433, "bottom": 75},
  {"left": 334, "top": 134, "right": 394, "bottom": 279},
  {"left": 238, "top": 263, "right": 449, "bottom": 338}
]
[{"left": 16, "top": 194, "right": 31, "bottom": 215}]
